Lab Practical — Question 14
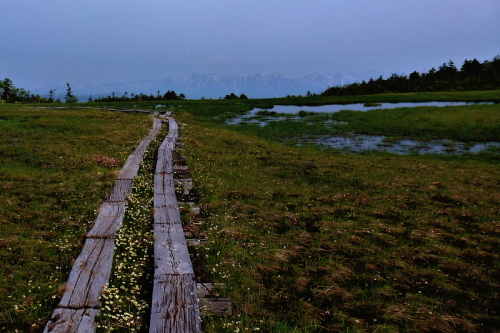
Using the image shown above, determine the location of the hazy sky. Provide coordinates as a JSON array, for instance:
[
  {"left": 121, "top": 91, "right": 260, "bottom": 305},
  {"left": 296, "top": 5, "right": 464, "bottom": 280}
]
[{"left": 1, "top": 0, "right": 499, "bottom": 89}]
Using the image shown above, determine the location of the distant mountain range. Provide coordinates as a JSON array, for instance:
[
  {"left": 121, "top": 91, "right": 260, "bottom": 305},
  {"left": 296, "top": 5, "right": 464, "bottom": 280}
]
[{"left": 32, "top": 72, "right": 388, "bottom": 101}]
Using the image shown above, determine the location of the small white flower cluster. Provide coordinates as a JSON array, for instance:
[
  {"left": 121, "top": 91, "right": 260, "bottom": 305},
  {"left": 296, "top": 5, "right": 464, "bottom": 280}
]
[{"left": 97, "top": 134, "right": 162, "bottom": 332}]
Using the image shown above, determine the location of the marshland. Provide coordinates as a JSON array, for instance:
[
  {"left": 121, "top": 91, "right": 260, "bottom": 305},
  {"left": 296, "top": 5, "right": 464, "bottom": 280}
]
[{"left": 1, "top": 88, "right": 499, "bottom": 332}]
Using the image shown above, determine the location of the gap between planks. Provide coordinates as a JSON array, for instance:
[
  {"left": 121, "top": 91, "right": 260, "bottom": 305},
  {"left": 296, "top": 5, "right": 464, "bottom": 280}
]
[{"left": 44, "top": 116, "right": 164, "bottom": 333}]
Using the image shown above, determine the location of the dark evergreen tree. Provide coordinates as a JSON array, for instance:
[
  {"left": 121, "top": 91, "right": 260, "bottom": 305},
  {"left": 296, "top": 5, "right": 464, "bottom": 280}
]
[
  {"left": 65, "top": 83, "right": 78, "bottom": 103},
  {"left": 224, "top": 93, "right": 239, "bottom": 99},
  {"left": 1, "top": 78, "right": 14, "bottom": 102},
  {"left": 48, "top": 89, "right": 56, "bottom": 103}
]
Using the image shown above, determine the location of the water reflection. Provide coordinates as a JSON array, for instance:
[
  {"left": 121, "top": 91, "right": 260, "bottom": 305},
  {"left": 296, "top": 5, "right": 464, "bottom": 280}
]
[
  {"left": 227, "top": 101, "right": 494, "bottom": 126},
  {"left": 309, "top": 134, "right": 500, "bottom": 155},
  {"left": 227, "top": 102, "right": 499, "bottom": 155},
  {"left": 248, "top": 101, "right": 494, "bottom": 114}
]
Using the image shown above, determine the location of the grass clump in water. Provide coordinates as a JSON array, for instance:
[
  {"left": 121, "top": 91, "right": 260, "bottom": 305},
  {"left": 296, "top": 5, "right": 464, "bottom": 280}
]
[{"left": 363, "top": 102, "right": 383, "bottom": 107}]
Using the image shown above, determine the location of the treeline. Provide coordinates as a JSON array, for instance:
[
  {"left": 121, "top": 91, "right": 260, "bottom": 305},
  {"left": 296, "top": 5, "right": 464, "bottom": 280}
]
[
  {"left": 0, "top": 80, "right": 79, "bottom": 103},
  {"left": 322, "top": 56, "right": 500, "bottom": 96},
  {"left": 224, "top": 93, "right": 248, "bottom": 99},
  {"left": 0, "top": 78, "right": 186, "bottom": 104},
  {"left": 91, "top": 90, "right": 185, "bottom": 102},
  {"left": 0, "top": 78, "right": 60, "bottom": 103}
]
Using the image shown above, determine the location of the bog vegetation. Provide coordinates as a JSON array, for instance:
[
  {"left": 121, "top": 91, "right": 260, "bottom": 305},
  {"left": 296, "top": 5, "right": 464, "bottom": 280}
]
[
  {"left": 1, "top": 57, "right": 500, "bottom": 332},
  {"left": 0, "top": 107, "right": 151, "bottom": 331},
  {"left": 179, "top": 112, "right": 500, "bottom": 332}
]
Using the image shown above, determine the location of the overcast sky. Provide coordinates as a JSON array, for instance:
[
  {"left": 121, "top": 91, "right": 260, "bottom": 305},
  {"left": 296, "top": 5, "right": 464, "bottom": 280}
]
[{"left": 1, "top": 0, "right": 499, "bottom": 89}]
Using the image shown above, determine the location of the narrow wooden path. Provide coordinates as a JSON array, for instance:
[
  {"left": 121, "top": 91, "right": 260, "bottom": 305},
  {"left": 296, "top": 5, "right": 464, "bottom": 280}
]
[
  {"left": 44, "top": 114, "right": 163, "bottom": 333},
  {"left": 149, "top": 116, "right": 201, "bottom": 332},
  {"left": 43, "top": 111, "right": 225, "bottom": 332}
]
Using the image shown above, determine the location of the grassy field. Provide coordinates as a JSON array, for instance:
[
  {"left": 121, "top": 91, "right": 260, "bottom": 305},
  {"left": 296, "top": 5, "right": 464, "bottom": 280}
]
[
  {"left": 176, "top": 112, "right": 500, "bottom": 332},
  {"left": 0, "top": 105, "right": 152, "bottom": 332},
  {"left": 1, "top": 90, "right": 499, "bottom": 332}
]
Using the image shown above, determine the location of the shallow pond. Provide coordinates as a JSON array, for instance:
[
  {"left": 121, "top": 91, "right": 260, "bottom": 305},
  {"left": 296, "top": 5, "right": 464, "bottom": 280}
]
[
  {"left": 249, "top": 101, "right": 494, "bottom": 114},
  {"left": 227, "top": 101, "right": 494, "bottom": 126},
  {"left": 226, "top": 101, "right": 500, "bottom": 156},
  {"left": 302, "top": 134, "right": 500, "bottom": 155}
]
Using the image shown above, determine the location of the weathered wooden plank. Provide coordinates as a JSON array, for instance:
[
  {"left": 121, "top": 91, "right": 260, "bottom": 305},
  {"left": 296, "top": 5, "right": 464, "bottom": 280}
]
[
  {"left": 173, "top": 155, "right": 186, "bottom": 165},
  {"left": 153, "top": 206, "right": 182, "bottom": 225},
  {"left": 150, "top": 274, "right": 200, "bottom": 333},
  {"left": 158, "top": 112, "right": 170, "bottom": 120},
  {"left": 156, "top": 149, "right": 174, "bottom": 174},
  {"left": 117, "top": 154, "right": 143, "bottom": 180},
  {"left": 186, "top": 239, "right": 208, "bottom": 247},
  {"left": 107, "top": 179, "right": 133, "bottom": 202},
  {"left": 152, "top": 118, "right": 163, "bottom": 132},
  {"left": 173, "top": 165, "right": 189, "bottom": 172},
  {"left": 165, "top": 127, "right": 177, "bottom": 139},
  {"left": 154, "top": 174, "right": 178, "bottom": 197},
  {"left": 119, "top": 109, "right": 151, "bottom": 113},
  {"left": 150, "top": 114, "right": 202, "bottom": 331},
  {"left": 86, "top": 202, "right": 126, "bottom": 238},
  {"left": 43, "top": 116, "right": 165, "bottom": 333},
  {"left": 133, "top": 137, "right": 154, "bottom": 156},
  {"left": 154, "top": 223, "right": 193, "bottom": 276},
  {"left": 154, "top": 190, "right": 180, "bottom": 207},
  {"left": 59, "top": 239, "right": 115, "bottom": 309},
  {"left": 189, "top": 206, "right": 201, "bottom": 215},
  {"left": 43, "top": 308, "right": 99, "bottom": 333},
  {"left": 196, "top": 283, "right": 224, "bottom": 298},
  {"left": 167, "top": 117, "right": 178, "bottom": 132},
  {"left": 196, "top": 281, "right": 233, "bottom": 317},
  {"left": 118, "top": 117, "right": 161, "bottom": 180},
  {"left": 158, "top": 119, "right": 178, "bottom": 150},
  {"left": 199, "top": 298, "right": 232, "bottom": 317},
  {"left": 154, "top": 193, "right": 178, "bottom": 212},
  {"left": 174, "top": 178, "right": 193, "bottom": 190},
  {"left": 132, "top": 121, "right": 161, "bottom": 155},
  {"left": 166, "top": 132, "right": 178, "bottom": 141},
  {"left": 159, "top": 141, "right": 176, "bottom": 150}
]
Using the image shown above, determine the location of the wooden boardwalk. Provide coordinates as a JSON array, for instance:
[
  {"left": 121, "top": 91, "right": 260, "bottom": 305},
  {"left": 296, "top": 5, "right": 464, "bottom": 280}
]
[
  {"left": 149, "top": 116, "right": 201, "bottom": 332},
  {"left": 43, "top": 115, "right": 163, "bottom": 333},
  {"left": 43, "top": 111, "right": 225, "bottom": 333}
]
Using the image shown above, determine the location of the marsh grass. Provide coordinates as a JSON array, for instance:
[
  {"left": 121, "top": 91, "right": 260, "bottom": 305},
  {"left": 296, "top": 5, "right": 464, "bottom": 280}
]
[
  {"left": 2, "top": 91, "right": 500, "bottom": 332},
  {"left": 89, "top": 90, "right": 500, "bottom": 125},
  {"left": 329, "top": 104, "right": 500, "bottom": 142},
  {"left": 176, "top": 112, "right": 500, "bottom": 332},
  {"left": 225, "top": 104, "right": 500, "bottom": 160},
  {"left": 0, "top": 105, "right": 151, "bottom": 332}
]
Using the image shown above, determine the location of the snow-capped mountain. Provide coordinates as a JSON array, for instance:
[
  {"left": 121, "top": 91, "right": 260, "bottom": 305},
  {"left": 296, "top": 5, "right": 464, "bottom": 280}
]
[{"left": 32, "top": 72, "right": 387, "bottom": 101}]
